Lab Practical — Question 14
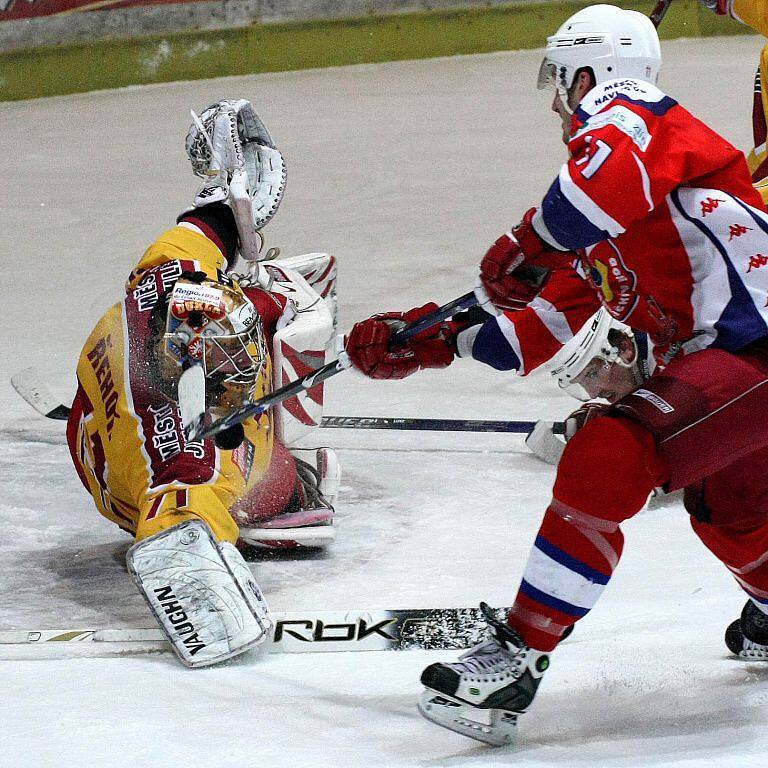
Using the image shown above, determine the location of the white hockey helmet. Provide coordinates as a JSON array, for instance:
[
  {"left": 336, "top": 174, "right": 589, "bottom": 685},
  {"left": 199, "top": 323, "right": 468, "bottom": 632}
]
[
  {"left": 537, "top": 4, "right": 662, "bottom": 95},
  {"left": 550, "top": 308, "right": 637, "bottom": 400}
]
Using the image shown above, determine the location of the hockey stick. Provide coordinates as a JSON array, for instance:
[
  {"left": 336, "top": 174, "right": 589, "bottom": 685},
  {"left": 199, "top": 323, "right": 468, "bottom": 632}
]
[
  {"left": 189, "top": 290, "right": 480, "bottom": 441},
  {"left": 320, "top": 415, "right": 566, "bottom": 435},
  {"left": 649, "top": 0, "right": 673, "bottom": 28},
  {"left": 11, "top": 369, "right": 567, "bottom": 435},
  {"left": 0, "top": 605, "right": 502, "bottom": 656}
]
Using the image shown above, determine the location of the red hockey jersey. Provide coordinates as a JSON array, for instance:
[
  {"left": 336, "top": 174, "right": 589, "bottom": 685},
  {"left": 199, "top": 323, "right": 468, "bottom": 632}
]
[{"left": 466, "top": 78, "right": 768, "bottom": 373}]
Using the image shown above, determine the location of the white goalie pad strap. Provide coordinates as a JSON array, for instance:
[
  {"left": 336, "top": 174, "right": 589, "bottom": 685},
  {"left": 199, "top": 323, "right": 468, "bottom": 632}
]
[
  {"left": 126, "top": 519, "right": 272, "bottom": 668},
  {"left": 177, "top": 365, "right": 206, "bottom": 439}
]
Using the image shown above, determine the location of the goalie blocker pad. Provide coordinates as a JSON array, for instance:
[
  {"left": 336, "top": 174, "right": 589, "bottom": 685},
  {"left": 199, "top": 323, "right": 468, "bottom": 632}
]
[{"left": 127, "top": 519, "right": 272, "bottom": 667}]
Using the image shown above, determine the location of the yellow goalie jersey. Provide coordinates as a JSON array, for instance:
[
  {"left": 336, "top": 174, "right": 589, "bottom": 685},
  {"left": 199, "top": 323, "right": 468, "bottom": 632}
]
[
  {"left": 67, "top": 225, "right": 283, "bottom": 544},
  {"left": 720, "top": 0, "right": 768, "bottom": 200}
]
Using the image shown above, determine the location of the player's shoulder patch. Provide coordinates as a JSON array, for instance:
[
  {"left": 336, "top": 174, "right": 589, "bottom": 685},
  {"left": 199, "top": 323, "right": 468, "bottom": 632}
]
[
  {"left": 573, "top": 103, "right": 653, "bottom": 152},
  {"left": 577, "top": 78, "right": 677, "bottom": 120}
]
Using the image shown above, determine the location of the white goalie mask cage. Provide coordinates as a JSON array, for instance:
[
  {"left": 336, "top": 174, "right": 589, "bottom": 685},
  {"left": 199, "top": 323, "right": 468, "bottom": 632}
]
[
  {"left": 550, "top": 308, "right": 637, "bottom": 401},
  {"left": 537, "top": 4, "right": 662, "bottom": 97}
]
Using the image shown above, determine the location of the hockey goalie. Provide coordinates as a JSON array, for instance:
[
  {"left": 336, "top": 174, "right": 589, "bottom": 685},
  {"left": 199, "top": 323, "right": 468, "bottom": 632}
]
[{"left": 65, "top": 99, "right": 339, "bottom": 667}]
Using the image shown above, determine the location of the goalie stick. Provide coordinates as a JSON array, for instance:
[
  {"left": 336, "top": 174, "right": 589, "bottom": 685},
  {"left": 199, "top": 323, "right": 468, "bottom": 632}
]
[
  {"left": 0, "top": 606, "right": 505, "bottom": 657},
  {"left": 12, "top": 370, "right": 567, "bottom": 436}
]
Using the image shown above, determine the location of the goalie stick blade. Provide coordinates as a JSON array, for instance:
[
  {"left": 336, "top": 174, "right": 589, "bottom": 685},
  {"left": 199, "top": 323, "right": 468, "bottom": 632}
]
[
  {"left": 11, "top": 367, "right": 71, "bottom": 420},
  {"left": 0, "top": 607, "right": 504, "bottom": 657},
  {"left": 238, "top": 526, "right": 336, "bottom": 548}
]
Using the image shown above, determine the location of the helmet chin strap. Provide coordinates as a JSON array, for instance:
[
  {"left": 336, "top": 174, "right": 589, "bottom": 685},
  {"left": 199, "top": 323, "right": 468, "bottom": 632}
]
[{"left": 556, "top": 82, "right": 575, "bottom": 117}]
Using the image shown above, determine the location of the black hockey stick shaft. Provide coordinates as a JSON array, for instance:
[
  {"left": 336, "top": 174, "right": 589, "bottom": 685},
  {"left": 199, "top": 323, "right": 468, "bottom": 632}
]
[
  {"left": 649, "top": 0, "right": 673, "bottom": 28},
  {"left": 320, "top": 415, "right": 566, "bottom": 435},
  {"left": 191, "top": 291, "right": 479, "bottom": 440}
]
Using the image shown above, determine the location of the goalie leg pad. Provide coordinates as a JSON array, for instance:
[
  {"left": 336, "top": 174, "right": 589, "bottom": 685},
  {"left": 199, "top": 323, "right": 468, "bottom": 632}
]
[{"left": 127, "top": 519, "right": 272, "bottom": 667}]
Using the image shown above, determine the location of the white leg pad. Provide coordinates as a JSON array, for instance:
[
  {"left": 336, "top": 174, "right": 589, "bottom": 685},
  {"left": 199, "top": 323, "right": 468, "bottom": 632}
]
[{"left": 127, "top": 519, "right": 273, "bottom": 667}]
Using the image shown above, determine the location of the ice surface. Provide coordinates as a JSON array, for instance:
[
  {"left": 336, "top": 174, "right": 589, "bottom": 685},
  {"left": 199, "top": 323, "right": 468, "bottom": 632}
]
[{"left": 2, "top": 37, "right": 767, "bottom": 767}]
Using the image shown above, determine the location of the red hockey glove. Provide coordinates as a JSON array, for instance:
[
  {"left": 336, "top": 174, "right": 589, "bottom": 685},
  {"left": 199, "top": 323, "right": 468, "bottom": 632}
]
[
  {"left": 564, "top": 402, "right": 610, "bottom": 441},
  {"left": 479, "top": 208, "right": 564, "bottom": 310},
  {"left": 345, "top": 303, "right": 456, "bottom": 380}
]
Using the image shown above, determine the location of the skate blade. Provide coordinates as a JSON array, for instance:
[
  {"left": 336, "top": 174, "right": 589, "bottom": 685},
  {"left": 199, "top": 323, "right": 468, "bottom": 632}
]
[
  {"left": 738, "top": 648, "right": 768, "bottom": 660},
  {"left": 418, "top": 689, "right": 518, "bottom": 748}
]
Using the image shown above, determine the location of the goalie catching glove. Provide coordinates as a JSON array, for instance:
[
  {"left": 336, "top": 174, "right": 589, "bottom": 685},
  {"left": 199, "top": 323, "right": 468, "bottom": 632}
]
[
  {"left": 479, "top": 208, "right": 567, "bottom": 310},
  {"left": 345, "top": 303, "right": 457, "bottom": 380},
  {"left": 185, "top": 99, "right": 287, "bottom": 260}
]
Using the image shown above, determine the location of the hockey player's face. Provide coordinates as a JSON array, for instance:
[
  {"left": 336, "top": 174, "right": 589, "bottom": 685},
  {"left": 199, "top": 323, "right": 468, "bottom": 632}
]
[
  {"left": 572, "top": 356, "right": 638, "bottom": 402},
  {"left": 552, "top": 92, "right": 573, "bottom": 145},
  {"left": 572, "top": 335, "right": 640, "bottom": 402}
]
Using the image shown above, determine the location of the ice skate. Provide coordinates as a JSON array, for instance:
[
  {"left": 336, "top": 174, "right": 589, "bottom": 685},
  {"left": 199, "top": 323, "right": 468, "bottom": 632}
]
[
  {"left": 418, "top": 602, "right": 550, "bottom": 747},
  {"left": 725, "top": 600, "right": 768, "bottom": 660},
  {"left": 239, "top": 448, "right": 340, "bottom": 549}
]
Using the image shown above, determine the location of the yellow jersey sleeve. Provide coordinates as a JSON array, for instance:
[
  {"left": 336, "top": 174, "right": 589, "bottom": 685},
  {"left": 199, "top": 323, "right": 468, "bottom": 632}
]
[{"left": 730, "top": 0, "right": 768, "bottom": 36}]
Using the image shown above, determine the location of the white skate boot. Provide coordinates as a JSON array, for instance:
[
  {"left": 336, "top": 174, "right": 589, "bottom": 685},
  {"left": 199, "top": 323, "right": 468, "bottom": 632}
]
[
  {"left": 418, "top": 603, "right": 550, "bottom": 747},
  {"left": 725, "top": 600, "right": 768, "bottom": 660},
  {"left": 239, "top": 448, "right": 340, "bottom": 549}
]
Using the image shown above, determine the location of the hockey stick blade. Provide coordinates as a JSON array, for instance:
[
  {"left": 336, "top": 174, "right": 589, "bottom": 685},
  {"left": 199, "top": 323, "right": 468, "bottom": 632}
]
[
  {"left": 11, "top": 367, "right": 71, "bottom": 420},
  {"left": 0, "top": 606, "right": 504, "bottom": 657}
]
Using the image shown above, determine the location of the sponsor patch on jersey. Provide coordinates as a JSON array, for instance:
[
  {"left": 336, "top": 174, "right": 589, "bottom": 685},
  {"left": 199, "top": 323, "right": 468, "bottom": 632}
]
[
  {"left": 232, "top": 438, "right": 255, "bottom": 481},
  {"left": 574, "top": 105, "right": 651, "bottom": 151},
  {"left": 630, "top": 389, "right": 674, "bottom": 414}
]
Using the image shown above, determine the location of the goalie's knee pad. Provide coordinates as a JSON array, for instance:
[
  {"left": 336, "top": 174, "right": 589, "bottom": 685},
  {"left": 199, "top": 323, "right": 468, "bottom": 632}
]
[
  {"left": 554, "top": 415, "right": 667, "bottom": 524},
  {"left": 127, "top": 519, "right": 272, "bottom": 667}
]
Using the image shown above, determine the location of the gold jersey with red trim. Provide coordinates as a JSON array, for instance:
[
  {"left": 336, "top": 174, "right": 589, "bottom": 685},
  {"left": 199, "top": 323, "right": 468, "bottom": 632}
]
[
  {"left": 67, "top": 224, "right": 290, "bottom": 545},
  {"left": 715, "top": 0, "right": 768, "bottom": 201}
]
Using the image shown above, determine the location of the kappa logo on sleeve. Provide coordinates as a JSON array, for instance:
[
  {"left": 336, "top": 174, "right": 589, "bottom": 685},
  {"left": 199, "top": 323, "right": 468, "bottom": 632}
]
[{"left": 630, "top": 389, "right": 674, "bottom": 414}]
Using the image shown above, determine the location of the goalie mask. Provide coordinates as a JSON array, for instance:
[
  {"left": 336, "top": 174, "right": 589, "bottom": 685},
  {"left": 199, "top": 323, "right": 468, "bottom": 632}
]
[
  {"left": 550, "top": 308, "right": 640, "bottom": 401},
  {"left": 162, "top": 277, "right": 268, "bottom": 408},
  {"left": 186, "top": 99, "right": 287, "bottom": 259}
]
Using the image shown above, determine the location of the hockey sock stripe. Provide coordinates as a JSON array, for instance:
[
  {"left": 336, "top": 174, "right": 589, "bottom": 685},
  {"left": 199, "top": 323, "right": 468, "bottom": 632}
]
[
  {"left": 518, "top": 580, "right": 590, "bottom": 618},
  {"left": 750, "top": 596, "right": 768, "bottom": 616},
  {"left": 549, "top": 498, "right": 622, "bottom": 570},
  {"left": 728, "top": 547, "right": 768, "bottom": 576},
  {"left": 533, "top": 535, "right": 611, "bottom": 585},
  {"left": 507, "top": 603, "right": 570, "bottom": 638},
  {"left": 733, "top": 574, "right": 768, "bottom": 604},
  {"left": 520, "top": 538, "right": 610, "bottom": 615}
]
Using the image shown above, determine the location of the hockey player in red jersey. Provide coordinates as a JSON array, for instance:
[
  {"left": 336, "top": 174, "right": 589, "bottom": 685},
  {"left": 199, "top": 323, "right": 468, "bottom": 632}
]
[
  {"left": 551, "top": 310, "right": 768, "bottom": 661},
  {"left": 345, "top": 3, "right": 768, "bottom": 746}
]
